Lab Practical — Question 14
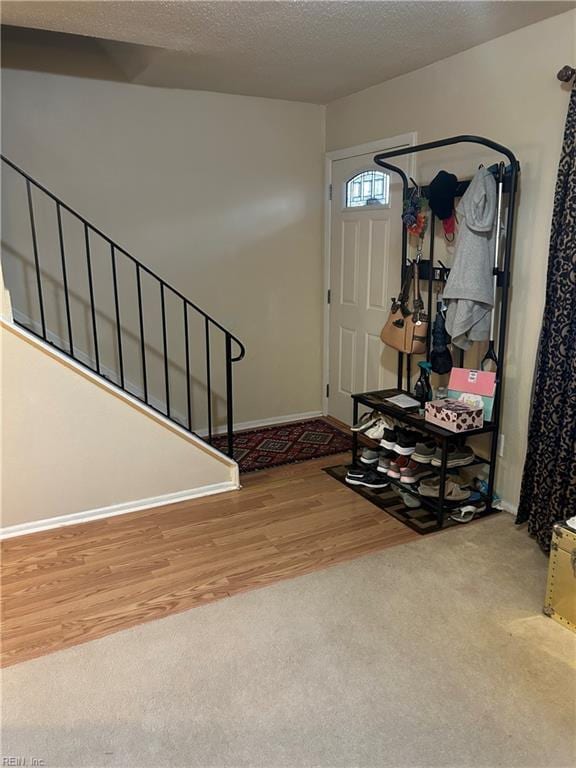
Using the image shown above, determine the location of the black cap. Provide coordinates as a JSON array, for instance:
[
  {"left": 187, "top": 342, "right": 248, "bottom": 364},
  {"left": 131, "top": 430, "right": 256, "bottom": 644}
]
[{"left": 428, "top": 171, "right": 458, "bottom": 221}]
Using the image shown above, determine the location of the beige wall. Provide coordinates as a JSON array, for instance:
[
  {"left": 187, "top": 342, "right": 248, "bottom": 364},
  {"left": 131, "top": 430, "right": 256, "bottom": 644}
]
[
  {"left": 326, "top": 10, "right": 575, "bottom": 507},
  {"left": 3, "top": 12, "right": 574, "bottom": 514},
  {"left": 1, "top": 47, "right": 325, "bottom": 429},
  {"left": 0, "top": 318, "right": 237, "bottom": 531}
]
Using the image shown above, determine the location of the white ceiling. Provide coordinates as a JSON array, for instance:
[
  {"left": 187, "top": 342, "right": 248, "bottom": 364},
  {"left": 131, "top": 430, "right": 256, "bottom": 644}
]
[{"left": 2, "top": 1, "right": 574, "bottom": 103}]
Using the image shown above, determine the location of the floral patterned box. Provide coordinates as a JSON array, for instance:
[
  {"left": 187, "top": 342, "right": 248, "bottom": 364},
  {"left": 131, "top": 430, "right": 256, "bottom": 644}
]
[{"left": 424, "top": 398, "right": 484, "bottom": 432}]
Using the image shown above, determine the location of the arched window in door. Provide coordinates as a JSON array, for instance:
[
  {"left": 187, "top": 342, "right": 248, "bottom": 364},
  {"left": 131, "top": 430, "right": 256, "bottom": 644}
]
[{"left": 346, "top": 170, "right": 390, "bottom": 208}]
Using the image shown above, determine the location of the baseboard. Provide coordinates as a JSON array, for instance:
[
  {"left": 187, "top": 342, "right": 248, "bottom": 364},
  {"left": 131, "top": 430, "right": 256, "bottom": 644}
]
[
  {"left": 198, "top": 411, "right": 325, "bottom": 437},
  {"left": 501, "top": 500, "right": 518, "bottom": 516},
  {"left": 0, "top": 481, "right": 239, "bottom": 541}
]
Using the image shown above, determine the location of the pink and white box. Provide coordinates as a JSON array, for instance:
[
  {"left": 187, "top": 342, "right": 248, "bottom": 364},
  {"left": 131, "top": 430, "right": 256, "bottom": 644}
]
[
  {"left": 425, "top": 398, "right": 484, "bottom": 432},
  {"left": 425, "top": 368, "right": 496, "bottom": 431}
]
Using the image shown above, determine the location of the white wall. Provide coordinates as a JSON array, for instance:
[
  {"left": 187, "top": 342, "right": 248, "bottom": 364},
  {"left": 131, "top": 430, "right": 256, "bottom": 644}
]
[
  {"left": 326, "top": 10, "right": 576, "bottom": 508},
  {"left": 1, "top": 48, "right": 326, "bottom": 429}
]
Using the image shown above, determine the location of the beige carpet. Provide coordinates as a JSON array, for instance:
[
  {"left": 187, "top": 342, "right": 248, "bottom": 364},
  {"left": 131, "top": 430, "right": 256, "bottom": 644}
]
[{"left": 2, "top": 514, "right": 575, "bottom": 768}]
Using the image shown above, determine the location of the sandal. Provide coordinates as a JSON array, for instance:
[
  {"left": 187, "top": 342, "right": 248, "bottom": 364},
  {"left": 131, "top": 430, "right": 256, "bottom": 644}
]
[
  {"left": 418, "top": 478, "right": 471, "bottom": 501},
  {"left": 450, "top": 503, "right": 486, "bottom": 523}
]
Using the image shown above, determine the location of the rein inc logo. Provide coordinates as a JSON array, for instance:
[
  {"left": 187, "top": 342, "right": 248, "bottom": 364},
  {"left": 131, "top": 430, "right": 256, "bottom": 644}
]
[{"left": 2, "top": 759, "right": 45, "bottom": 766}]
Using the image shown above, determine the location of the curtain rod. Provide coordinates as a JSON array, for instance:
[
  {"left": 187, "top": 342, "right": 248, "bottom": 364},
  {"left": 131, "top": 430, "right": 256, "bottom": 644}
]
[{"left": 557, "top": 65, "right": 575, "bottom": 83}]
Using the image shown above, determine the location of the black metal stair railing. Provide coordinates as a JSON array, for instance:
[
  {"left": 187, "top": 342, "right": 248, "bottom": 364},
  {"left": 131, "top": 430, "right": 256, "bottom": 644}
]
[{"left": 1, "top": 154, "right": 245, "bottom": 458}]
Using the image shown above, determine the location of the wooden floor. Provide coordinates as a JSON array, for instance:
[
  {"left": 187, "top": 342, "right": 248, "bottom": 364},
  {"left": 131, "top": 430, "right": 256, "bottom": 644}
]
[{"left": 1, "top": 454, "right": 418, "bottom": 667}]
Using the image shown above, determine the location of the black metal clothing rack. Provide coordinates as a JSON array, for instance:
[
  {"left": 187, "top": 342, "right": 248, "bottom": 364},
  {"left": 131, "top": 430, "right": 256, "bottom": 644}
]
[{"left": 349, "top": 135, "right": 520, "bottom": 529}]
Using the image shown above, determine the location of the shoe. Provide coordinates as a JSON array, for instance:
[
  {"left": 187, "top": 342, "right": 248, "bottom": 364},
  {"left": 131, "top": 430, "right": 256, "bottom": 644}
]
[
  {"left": 387, "top": 454, "right": 412, "bottom": 478},
  {"left": 392, "top": 486, "right": 422, "bottom": 509},
  {"left": 360, "top": 448, "right": 380, "bottom": 464},
  {"left": 418, "top": 478, "right": 471, "bottom": 501},
  {"left": 380, "top": 426, "right": 398, "bottom": 450},
  {"left": 430, "top": 444, "right": 475, "bottom": 468},
  {"left": 418, "top": 480, "right": 439, "bottom": 497},
  {"left": 364, "top": 417, "right": 393, "bottom": 440},
  {"left": 351, "top": 411, "right": 379, "bottom": 433},
  {"left": 399, "top": 458, "right": 420, "bottom": 476},
  {"left": 376, "top": 449, "right": 396, "bottom": 474},
  {"left": 345, "top": 469, "right": 389, "bottom": 489},
  {"left": 346, "top": 466, "right": 367, "bottom": 479},
  {"left": 420, "top": 473, "right": 469, "bottom": 489},
  {"left": 471, "top": 478, "right": 503, "bottom": 509},
  {"left": 450, "top": 503, "right": 486, "bottom": 523},
  {"left": 394, "top": 429, "right": 421, "bottom": 456},
  {"left": 400, "top": 462, "right": 435, "bottom": 485},
  {"left": 412, "top": 440, "right": 437, "bottom": 464}
]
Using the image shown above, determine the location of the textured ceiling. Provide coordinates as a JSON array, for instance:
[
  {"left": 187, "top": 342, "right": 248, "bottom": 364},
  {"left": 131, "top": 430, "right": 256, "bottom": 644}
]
[{"left": 2, "top": 1, "right": 574, "bottom": 103}]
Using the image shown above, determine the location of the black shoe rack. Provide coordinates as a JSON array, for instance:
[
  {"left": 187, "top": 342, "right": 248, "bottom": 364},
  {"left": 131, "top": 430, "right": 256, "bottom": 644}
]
[
  {"left": 348, "top": 135, "right": 520, "bottom": 529},
  {"left": 351, "top": 389, "right": 495, "bottom": 529}
]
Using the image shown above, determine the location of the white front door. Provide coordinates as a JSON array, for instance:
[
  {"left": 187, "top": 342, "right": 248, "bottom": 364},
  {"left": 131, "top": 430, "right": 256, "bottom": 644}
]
[{"left": 327, "top": 151, "right": 406, "bottom": 425}]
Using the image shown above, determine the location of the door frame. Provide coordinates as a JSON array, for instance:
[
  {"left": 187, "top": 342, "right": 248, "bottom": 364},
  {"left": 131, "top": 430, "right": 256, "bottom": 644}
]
[{"left": 322, "top": 132, "right": 418, "bottom": 417}]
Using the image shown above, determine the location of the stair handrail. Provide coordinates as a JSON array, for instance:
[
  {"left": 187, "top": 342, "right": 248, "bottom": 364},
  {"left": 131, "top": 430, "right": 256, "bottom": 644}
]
[
  {"left": 1, "top": 153, "right": 245, "bottom": 457},
  {"left": 1, "top": 154, "right": 245, "bottom": 362}
]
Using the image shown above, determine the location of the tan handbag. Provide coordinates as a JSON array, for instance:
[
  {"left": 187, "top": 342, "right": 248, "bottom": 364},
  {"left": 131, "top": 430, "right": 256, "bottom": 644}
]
[{"left": 380, "top": 260, "right": 428, "bottom": 355}]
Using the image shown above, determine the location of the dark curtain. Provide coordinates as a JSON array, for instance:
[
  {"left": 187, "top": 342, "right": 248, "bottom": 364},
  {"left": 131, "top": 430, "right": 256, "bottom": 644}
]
[{"left": 516, "top": 85, "right": 576, "bottom": 550}]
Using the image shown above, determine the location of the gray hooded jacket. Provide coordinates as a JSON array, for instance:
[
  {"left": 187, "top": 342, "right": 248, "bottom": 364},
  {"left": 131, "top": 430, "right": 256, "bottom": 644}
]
[{"left": 444, "top": 167, "right": 497, "bottom": 350}]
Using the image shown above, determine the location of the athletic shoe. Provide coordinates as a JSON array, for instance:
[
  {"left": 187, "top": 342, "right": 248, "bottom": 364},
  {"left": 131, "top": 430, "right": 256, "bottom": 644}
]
[
  {"left": 430, "top": 444, "right": 475, "bottom": 468},
  {"left": 380, "top": 426, "right": 398, "bottom": 450},
  {"left": 392, "top": 486, "right": 422, "bottom": 509},
  {"left": 360, "top": 448, "right": 380, "bottom": 465},
  {"left": 412, "top": 440, "right": 437, "bottom": 464},
  {"left": 345, "top": 466, "right": 367, "bottom": 480},
  {"left": 400, "top": 462, "right": 434, "bottom": 485},
  {"left": 345, "top": 469, "right": 389, "bottom": 489},
  {"left": 364, "top": 417, "right": 393, "bottom": 440},
  {"left": 394, "top": 429, "right": 421, "bottom": 456},
  {"left": 387, "top": 454, "right": 412, "bottom": 478},
  {"left": 376, "top": 449, "right": 396, "bottom": 474},
  {"left": 399, "top": 458, "right": 420, "bottom": 475},
  {"left": 351, "top": 411, "right": 379, "bottom": 433}
]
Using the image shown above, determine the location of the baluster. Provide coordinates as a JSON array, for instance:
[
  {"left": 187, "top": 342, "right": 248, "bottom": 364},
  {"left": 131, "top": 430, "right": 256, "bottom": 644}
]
[
  {"left": 5, "top": 157, "right": 244, "bottom": 453},
  {"left": 184, "top": 301, "right": 192, "bottom": 431},
  {"left": 26, "top": 181, "right": 46, "bottom": 338},
  {"left": 225, "top": 333, "right": 234, "bottom": 458},
  {"left": 84, "top": 224, "right": 100, "bottom": 372},
  {"left": 161, "top": 283, "right": 170, "bottom": 417},
  {"left": 56, "top": 202, "right": 73, "bottom": 354},
  {"left": 205, "top": 317, "right": 212, "bottom": 441},
  {"left": 110, "top": 244, "right": 124, "bottom": 388},
  {"left": 136, "top": 264, "right": 148, "bottom": 402}
]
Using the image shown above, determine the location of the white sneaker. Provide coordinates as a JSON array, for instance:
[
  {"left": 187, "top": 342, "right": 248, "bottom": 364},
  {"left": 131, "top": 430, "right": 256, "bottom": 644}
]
[
  {"left": 351, "top": 411, "right": 379, "bottom": 433},
  {"left": 364, "top": 418, "right": 386, "bottom": 439},
  {"left": 364, "top": 416, "right": 394, "bottom": 440}
]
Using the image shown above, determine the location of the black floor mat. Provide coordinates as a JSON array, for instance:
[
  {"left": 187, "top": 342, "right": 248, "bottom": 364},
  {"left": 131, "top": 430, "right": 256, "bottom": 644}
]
[{"left": 323, "top": 464, "right": 499, "bottom": 535}]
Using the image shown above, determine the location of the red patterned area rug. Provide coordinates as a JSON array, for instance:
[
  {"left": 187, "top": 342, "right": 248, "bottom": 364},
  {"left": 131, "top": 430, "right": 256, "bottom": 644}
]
[{"left": 211, "top": 418, "right": 352, "bottom": 473}]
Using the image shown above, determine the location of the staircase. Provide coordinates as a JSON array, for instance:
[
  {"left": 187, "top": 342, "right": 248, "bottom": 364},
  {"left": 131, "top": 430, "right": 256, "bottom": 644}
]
[{"left": 1, "top": 155, "right": 245, "bottom": 457}]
